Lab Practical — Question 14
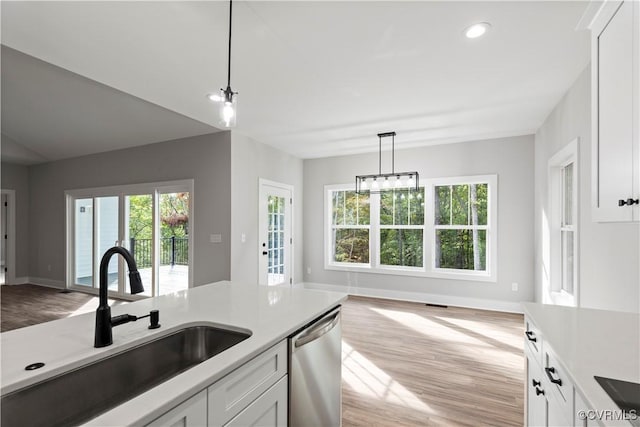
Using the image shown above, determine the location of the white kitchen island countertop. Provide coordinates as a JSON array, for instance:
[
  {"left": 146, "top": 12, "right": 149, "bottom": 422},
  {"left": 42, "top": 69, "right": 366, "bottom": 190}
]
[
  {"left": 522, "top": 302, "right": 640, "bottom": 426},
  {"left": 0, "top": 281, "right": 347, "bottom": 426}
]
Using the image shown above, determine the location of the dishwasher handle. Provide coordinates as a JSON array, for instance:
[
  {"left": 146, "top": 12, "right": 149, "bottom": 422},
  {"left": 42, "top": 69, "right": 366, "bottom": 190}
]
[{"left": 293, "top": 308, "right": 340, "bottom": 348}]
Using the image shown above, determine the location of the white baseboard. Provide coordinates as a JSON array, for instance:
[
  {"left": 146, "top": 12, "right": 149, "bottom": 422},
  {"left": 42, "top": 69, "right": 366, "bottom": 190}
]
[
  {"left": 302, "top": 282, "right": 524, "bottom": 314},
  {"left": 24, "top": 277, "right": 66, "bottom": 289},
  {"left": 13, "top": 276, "right": 31, "bottom": 285}
]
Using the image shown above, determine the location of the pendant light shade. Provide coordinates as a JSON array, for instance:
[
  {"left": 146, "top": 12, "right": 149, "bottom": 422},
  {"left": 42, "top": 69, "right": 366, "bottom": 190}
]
[{"left": 220, "top": 85, "right": 237, "bottom": 128}]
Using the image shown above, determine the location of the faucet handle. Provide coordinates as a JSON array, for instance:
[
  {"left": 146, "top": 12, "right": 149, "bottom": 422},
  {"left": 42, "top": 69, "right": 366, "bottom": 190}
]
[{"left": 149, "top": 310, "right": 161, "bottom": 329}]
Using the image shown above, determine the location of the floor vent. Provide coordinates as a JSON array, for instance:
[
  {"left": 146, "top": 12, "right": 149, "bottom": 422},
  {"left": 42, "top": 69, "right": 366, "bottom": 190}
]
[
  {"left": 425, "top": 303, "right": 448, "bottom": 308},
  {"left": 59, "top": 290, "right": 72, "bottom": 294}
]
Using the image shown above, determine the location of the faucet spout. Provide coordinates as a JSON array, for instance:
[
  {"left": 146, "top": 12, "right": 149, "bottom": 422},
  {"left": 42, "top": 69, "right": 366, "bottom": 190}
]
[{"left": 95, "top": 246, "right": 145, "bottom": 348}]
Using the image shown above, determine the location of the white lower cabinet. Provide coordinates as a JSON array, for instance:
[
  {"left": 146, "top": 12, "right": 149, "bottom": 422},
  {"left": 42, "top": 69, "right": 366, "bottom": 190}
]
[
  {"left": 527, "top": 351, "right": 548, "bottom": 427},
  {"left": 525, "top": 316, "right": 577, "bottom": 427},
  {"left": 147, "top": 390, "right": 208, "bottom": 427},
  {"left": 224, "top": 376, "right": 288, "bottom": 427},
  {"left": 147, "top": 341, "right": 287, "bottom": 427}
]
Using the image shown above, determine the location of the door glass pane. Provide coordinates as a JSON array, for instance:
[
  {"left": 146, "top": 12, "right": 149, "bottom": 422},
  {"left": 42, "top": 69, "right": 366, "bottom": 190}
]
[
  {"left": 268, "top": 195, "right": 286, "bottom": 285},
  {"left": 74, "top": 198, "right": 94, "bottom": 287},
  {"left": 96, "top": 197, "right": 119, "bottom": 291},
  {"left": 159, "top": 192, "right": 189, "bottom": 295},
  {"left": 125, "top": 194, "right": 153, "bottom": 296}
]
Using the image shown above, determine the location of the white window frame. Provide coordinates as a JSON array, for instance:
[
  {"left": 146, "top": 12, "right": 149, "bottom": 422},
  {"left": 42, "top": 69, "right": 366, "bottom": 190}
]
[
  {"left": 324, "top": 174, "right": 497, "bottom": 282},
  {"left": 376, "top": 188, "right": 426, "bottom": 272},
  {"left": 548, "top": 139, "right": 579, "bottom": 306},
  {"left": 324, "top": 184, "right": 372, "bottom": 270},
  {"left": 425, "top": 175, "right": 498, "bottom": 282}
]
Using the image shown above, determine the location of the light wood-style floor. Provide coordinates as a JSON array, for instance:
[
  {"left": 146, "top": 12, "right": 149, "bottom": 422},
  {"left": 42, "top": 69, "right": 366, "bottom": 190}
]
[
  {"left": 341, "top": 296, "right": 524, "bottom": 427},
  {"left": 1, "top": 286, "right": 525, "bottom": 426}
]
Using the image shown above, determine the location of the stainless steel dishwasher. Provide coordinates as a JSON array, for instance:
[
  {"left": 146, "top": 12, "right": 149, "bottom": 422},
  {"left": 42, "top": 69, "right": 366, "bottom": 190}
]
[{"left": 289, "top": 306, "right": 342, "bottom": 427}]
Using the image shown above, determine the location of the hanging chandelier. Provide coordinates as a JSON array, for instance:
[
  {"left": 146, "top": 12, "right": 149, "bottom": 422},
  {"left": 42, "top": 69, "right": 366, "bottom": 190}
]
[
  {"left": 207, "top": 0, "right": 238, "bottom": 128},
  {"left": 355, "top": 132, "right": 419, "bottom": 194}
]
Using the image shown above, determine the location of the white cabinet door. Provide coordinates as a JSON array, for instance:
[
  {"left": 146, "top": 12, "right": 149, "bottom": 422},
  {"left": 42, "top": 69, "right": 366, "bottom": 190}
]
[
  {"left": 224, "top": 375, "right": 288, "bottom": 427},
  {"left": 547, "top": 387, "right": 570, "bottom": 427},
  {"left": 592, "top": 0, "right": 639, "bottom": 222},
  {"left": 527, "top": 355, "right": 547, "bottom": 427},
  {"left": 146, "top": 390, "right": 207, "bottom": 427}
]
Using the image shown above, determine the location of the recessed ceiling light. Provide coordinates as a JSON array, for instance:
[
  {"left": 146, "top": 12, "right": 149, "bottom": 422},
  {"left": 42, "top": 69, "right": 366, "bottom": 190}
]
[{"left": 464, "top": 22, "right": 491, "bottom": 39}]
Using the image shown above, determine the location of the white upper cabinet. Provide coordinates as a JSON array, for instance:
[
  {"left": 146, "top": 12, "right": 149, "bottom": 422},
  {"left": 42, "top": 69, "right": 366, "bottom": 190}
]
[{"left": 590, "top": 0, "right": 640, "bottom": 222}]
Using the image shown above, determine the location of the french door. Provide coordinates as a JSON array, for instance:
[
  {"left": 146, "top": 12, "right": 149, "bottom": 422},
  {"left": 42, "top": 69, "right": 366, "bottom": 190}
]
[
  {"left": 67, "top": 180, "right": 193, "bottom": 299},
  {"left": 258, "top": 179, "right": 293, "bottom": 286}
]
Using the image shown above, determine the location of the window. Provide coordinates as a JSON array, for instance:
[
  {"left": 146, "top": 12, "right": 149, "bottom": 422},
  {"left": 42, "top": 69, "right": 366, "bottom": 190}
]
[
  {"left": 325, "top": 175, "right": 497, "bottom": 281},
  {"left": 433, "top": 183, "right": 487, "bottom": 271},
  {"left": 561, "top": 162, "right": 575, "bottom": 294},
  {"left": 328, "top": 189, "right": 370, "bottom": 265},
  {"left": 548, "top": 139, "right": 578, "bottom": 306},
  {"left": 379, "top": 189, "right": 424, "bottom": 268},
  {"left": 426, "top": 175, "right": 497, "bottom": 280}
]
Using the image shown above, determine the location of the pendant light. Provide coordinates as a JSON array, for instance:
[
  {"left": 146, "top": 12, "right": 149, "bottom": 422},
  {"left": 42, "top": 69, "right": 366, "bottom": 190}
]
[
  {"left": 355, "top": 132, "right": 419, "bottom": 194},
  {"left": 207, "top": 0, "right": 238, "bottom": 128}
]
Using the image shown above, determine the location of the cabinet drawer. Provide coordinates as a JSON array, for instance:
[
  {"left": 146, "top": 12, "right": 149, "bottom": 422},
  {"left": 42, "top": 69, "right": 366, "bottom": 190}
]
[
  {"left": 208, "top": 340, "right": 287, "bottom": 427},
  {"left": 524, "top": 317, "right": 542, "bottom": 365},
  {"left": 544, "top": 348, "right": 574, "bottom": 423},
  {"left": 223, "top": 375, "right": 288, "bottom": 427}
]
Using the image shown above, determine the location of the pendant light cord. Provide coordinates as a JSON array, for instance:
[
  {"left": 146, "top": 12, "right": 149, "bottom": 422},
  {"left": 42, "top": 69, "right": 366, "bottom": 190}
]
[{"left": 227, "top": 0, "right": 233, "bottom": 88}]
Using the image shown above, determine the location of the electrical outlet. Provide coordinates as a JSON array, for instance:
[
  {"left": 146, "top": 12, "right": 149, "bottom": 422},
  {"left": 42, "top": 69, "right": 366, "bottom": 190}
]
[
  {"left": 210, "top": 234, "right": 222, "bottom": 243},
  {"left": 241, "top": 233, "right": 246, "bottom": 243},
  {"left": 511, "top": 282, "right": 518, "bottom": 292},
  {"left": 307, "top": 267, "right": 311, "bottom": 275},
  {"left": 47, "top": 264, "right": 52, "bottom": 272}
]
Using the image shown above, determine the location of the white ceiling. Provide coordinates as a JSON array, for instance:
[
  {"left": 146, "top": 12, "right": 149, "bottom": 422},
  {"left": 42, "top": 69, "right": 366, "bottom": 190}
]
[{"left": 1, "top": 1, "right": 590, "bottom": 161}]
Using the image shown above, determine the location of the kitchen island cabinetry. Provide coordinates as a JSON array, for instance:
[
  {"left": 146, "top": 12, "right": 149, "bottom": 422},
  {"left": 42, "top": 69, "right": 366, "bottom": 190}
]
[{"left": 147, "top": 341, "right": 288, "bottom": 427}]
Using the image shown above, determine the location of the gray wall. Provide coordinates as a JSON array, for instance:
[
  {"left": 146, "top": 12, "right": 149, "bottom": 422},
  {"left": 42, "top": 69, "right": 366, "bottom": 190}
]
[
  {"left": 27, "top": 132, "right": 232, "bottom": 286},
  {"left": 1, "top": 162, "right": 30, "bottom": 278},
  {"left": 535, "top": 66, "right": 639, "bottom": 313},
  {"left": 230, "top": 133, "right": 304, "bottom": 284},
  {"left": 303, "top": 135, "right": 535, "bottom": 306}
]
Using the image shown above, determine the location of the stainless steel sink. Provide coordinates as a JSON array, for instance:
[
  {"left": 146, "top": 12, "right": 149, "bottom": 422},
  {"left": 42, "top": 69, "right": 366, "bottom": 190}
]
[{"left": 1, "top": 324, "right": 251, "bottom": 427}]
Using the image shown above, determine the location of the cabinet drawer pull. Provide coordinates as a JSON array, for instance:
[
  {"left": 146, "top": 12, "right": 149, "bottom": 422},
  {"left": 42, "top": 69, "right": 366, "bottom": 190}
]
[
  {"left": 545, "top": 367, "right": 562, "bottom": 386},
  {"left": 532, "top": 379, "right": 541, "bottom": 387},
  {"left": 535, "top": 387, "right": 545, "bottom": 396},
  {"left": 525, "top": 331, "right": 537, "bottom": 342},
  {"left": 618, "top": 198, "right": 639, "bottom": 207}
]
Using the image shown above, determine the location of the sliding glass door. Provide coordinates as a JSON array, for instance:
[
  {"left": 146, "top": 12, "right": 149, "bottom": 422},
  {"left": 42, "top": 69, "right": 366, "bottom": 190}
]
[{"left": 67, "top": 181, "right": 193, "bottom": 299}]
